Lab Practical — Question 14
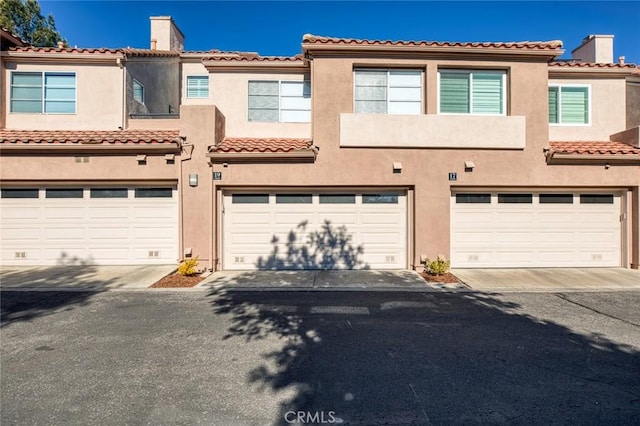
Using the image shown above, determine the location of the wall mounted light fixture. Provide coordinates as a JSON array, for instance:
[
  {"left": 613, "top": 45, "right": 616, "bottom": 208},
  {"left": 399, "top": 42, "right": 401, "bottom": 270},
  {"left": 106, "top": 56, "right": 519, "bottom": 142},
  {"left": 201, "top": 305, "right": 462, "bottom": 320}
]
[{"left": 189, "top": 174, "right": 198, "bottom": 187}]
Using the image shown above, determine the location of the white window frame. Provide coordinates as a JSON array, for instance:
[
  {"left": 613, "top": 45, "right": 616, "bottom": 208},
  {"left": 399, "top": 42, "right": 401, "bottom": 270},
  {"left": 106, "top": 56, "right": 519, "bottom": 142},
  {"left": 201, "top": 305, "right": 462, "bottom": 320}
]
[
  {"left": 10, "top": 70, "right": 77, "bottom": 115},
  {"left": 437, "top": 69, "right": 507, "bottom": 116},
  {"left": 247, "top": 79, "right": 311, "bottom": 123},
  {"left": 186, "top": 75, "right": 209, "bottom": 99},
  {"left": 133, "top": 79, "right": 144, "bottom": 104},
  {"left": 353, "top": 68, "right": 423, "bottom": 115},
  {"left": 548, "top": 83, "right": 591, "bottom": 126}
]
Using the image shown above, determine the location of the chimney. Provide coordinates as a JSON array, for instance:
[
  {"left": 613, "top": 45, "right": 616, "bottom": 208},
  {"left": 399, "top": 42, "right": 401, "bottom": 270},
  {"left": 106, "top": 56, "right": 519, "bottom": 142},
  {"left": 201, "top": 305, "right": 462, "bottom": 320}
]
[
  {"left": 619, "top": 56, "right": 625, "bottom": 65},
  {"left": 571, "top": 34, "right": 614, "bottom": 63},
  {"left": 57, "top": 41, "right": 64, "bottom": 49},
  {"left": 149, "top": 16, "right": 184, "bottom": 51}
]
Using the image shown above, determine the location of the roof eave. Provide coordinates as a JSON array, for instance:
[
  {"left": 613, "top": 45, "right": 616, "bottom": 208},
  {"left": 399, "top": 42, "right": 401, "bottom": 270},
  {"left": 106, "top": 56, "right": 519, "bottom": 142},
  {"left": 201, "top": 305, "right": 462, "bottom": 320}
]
[
  {"left": 546, "top": 153, "right": 640, "bottom": 165},
  {"left": 207, "top": 150, "right": 316, "bottom": 163},
  {"left": 0, "top": 142, "right": 181, "bottom": 155},
  {"left": 549, "top": 67, "right": 636, "bottom": 77},
  {"left": 202, "top": 60, "right": 309, "bottom": 72},
  {"left": 303, "top": 43, "right": 563, "bottom": 60},
  {"left": 1, "top": 51, "right": 125, "bottom": 63}
]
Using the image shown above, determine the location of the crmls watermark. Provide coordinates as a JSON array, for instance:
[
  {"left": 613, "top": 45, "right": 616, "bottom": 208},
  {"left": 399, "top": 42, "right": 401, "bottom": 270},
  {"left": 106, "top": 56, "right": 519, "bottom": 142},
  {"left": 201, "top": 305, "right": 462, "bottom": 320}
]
[{"left": 284, "top": 411, "right": 338, "bottom": 424}]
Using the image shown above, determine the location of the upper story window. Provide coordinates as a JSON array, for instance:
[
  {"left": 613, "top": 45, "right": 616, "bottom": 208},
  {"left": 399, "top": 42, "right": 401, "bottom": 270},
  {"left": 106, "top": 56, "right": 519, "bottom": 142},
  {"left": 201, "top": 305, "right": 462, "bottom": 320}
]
[
  {"left": 548, "top": 85, "right": 590, "bottom": 125},
  {"left": 248, "top": 80, "right": 311, "bottom": 123},
  {"left": 10, "top": 71, "right": 76, "bottom": 114},
  {"left": 354, "top": 69, "right": 421, "bottom": 114},
  {"left": 186, "top": 75, "right": 209, "bottom": 98},
  {"left": 133, "top": 79, "right": 144, "bottom": 103},
  {"left": 438, "top": 70, "right": 506, "bottom": 115}
]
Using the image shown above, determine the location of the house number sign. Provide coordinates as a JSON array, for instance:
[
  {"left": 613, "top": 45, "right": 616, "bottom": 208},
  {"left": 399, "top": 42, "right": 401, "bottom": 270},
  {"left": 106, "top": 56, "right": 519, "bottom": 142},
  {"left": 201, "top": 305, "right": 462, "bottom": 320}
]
[{"left": 213, "top": 172, "right": 222, "bottom": 180}]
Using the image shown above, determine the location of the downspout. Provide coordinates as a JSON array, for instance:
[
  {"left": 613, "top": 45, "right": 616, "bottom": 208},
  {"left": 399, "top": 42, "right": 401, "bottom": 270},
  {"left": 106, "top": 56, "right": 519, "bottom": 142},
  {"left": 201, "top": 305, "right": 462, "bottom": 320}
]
[
  {"left": 117, "top": 56, "right": 126, "bottom": 129},
  {"left": 179, "top": 138, "right": 194, "bottom": 263},
  {"left": 210, "top": 162, "right": 215, "bottom": 272}
]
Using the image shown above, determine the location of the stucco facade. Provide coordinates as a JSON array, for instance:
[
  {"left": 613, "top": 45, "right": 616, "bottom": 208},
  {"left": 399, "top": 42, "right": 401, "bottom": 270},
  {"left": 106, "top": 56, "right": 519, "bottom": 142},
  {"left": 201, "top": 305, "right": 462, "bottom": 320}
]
[{"left": 1, "top": 19, "right": 639, "bottom": 271}]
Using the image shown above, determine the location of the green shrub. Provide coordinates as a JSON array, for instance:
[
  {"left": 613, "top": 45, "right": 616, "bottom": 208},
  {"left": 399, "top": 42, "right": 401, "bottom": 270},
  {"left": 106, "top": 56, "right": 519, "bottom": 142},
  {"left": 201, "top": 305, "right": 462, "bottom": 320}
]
[
  {"left": 425, "top": 255, "right": 450, "bottom": 275},
  {"left": 178, "top": 256, "right": 199, "bottom": 276}
]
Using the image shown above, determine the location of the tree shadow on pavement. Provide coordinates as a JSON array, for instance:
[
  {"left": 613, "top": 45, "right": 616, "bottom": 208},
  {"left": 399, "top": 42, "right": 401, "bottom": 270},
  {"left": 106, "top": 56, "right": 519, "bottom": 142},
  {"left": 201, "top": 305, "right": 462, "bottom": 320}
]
[
  {"left": 256, "top": 221, "right": 369, "bottom": 270},
  {"left": 1, "top": 253, "right": 107, "bottom": 328},
  {"left": 1, "top": 291, "right": 96, "bottom": 329},
  {"left": 207, "top": 288, "right": 640, "bottom": 424}
]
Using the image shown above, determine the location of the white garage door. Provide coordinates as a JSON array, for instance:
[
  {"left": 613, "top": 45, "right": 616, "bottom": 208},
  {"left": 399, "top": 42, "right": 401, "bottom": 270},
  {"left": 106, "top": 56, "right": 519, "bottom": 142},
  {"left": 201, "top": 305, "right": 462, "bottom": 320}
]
[
  {"left": 451, "top": 192, "right": 622, "bottom": 268},
  {"left": 223, "top": 191, "right": 407, "bottom": 270},
  {"left": 0, "top": 187, "right": 178, "bottom": 265}
]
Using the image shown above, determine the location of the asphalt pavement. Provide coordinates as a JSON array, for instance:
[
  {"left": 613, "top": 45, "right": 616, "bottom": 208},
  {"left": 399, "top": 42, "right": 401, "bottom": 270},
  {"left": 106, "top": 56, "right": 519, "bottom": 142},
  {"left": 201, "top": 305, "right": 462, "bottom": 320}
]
[{"left": 2, "top": 290, "right": 640, "bottom": 425}]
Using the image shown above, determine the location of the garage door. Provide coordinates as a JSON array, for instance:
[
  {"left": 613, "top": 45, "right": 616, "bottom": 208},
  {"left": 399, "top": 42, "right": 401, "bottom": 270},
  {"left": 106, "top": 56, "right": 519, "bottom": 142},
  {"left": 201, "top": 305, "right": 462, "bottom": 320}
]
[
  {"left": 0, "top": 187, "right": 178, "bottom": 265},
  {"left": 223, "top": 191, "right": 407, "bottom": 270},
  {"left": 451, "top": 192, "right": 621, "bottom": 267}
]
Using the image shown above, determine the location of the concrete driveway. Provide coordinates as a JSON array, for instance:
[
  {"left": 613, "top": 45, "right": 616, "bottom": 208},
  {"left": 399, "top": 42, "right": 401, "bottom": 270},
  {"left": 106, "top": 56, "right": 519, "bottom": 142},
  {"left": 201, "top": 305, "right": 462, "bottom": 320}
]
[
  {"left": 452, "top": 268, "right": 640, "bottom": 292},
  {"left": 0, "top": 265, "right": 176, "bottom": 291},
  {"left": 199, "top": 269, "right": 459, "bottom": 291}
]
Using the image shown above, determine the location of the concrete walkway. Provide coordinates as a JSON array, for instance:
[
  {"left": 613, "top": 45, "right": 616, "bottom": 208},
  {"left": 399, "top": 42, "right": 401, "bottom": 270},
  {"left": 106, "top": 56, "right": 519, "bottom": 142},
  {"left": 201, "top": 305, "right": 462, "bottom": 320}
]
[
  {"left": 0, "top": 265, "right": 176, "bottom": 291},
  {"left": 452, "top": 268, "right": 640, "bottom": 292},
  {"left": 199, "top": 270, "right": 466, "bottom": 291}
]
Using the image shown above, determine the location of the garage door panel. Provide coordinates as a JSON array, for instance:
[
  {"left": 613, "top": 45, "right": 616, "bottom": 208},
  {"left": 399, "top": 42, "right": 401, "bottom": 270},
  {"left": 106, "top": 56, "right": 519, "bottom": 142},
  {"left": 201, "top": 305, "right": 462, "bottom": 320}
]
[
  {"left": 42, "top": 206, "right": 85, "bottom": 220},
  {"left": 316, "top": 214, "right": 358, "bottom": 225},
  {"left": 44, "top": 248, "right": 87, "bottom": 261},
  {"left": 88, "top": 228, "right": 131, "bottom": 240},
  {"left": 44, "top": 227, "right": 85, "bottom": 240},
  {"left": 360, "top": 232, "right": 402, "bottom": 244},
  {"left": 578, "top": 231, "right": 619, "bottom": 244},
  {"left": 360, "top": 212, "right": 402, "bottom": 225},
  {"left": 451, "top": 192, "right": 621, "bottom": 268},
  {"left": 537, "top": 212, "right": 576, "bottom": 224},
  {"left": 229, "top": 213, "right": 271, "bottom": 225},
  {"left": 453, "top": 211, "right": 493, "bottom": 224},
  {"left": 452, "top": 231, "right": 493, "bottom": 245},
  {"left": 536, "top": 232, "right": 575, "bottom": 243},
  {"left": 1, "top": 206, "right": 41, "bottom": 220},
  {"left": 274, "top": 212, "right": 317, "bottom": 224},
  {"left": 1, "top": 228, "right": 41, "bottom": 240},
  {"left": 494, "top": 211, "right": 534, "bottom": 224},
  {"left": 494, "top": 232, "right": 536, "bottom": 244},
  {"left": 87, "top": 208, "right": 130, "bottom": 220}
]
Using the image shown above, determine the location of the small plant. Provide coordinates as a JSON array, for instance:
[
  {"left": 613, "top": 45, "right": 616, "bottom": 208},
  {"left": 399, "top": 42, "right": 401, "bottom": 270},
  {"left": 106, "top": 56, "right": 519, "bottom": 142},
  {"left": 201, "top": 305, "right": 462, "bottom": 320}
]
[
  {"left": 425, "top": 255, "right": 450, "bottom": 275},
  {"left": 178, "top": 256, "right": 199, "bottom": 276}
]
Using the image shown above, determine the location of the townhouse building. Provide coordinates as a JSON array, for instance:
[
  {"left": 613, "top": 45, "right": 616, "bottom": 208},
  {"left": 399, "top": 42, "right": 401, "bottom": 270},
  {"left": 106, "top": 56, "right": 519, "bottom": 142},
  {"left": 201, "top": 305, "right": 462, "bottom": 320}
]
[{"left": 1, "top": 16, "right": 639, "bottom": 272}]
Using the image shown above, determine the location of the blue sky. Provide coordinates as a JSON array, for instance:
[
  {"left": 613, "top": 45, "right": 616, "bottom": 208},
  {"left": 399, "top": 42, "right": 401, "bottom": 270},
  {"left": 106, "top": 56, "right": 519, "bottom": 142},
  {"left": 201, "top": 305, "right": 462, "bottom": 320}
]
[{"left": 40, "top": 1, "right": 640, "bottom": 64}]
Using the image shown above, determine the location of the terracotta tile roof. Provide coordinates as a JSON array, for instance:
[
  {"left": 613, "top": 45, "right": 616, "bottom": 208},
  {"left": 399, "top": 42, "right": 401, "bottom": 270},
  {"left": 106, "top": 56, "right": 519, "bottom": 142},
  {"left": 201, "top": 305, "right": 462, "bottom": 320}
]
[
  {"left": 549, "top": 61, "right": 637, "bottom": 69},
  {"left": 8, "top": 46, "right": 121, "bottom": 54},
  {"left": 7, "top": 46, "right": 182, "bottom": 57},
  {"left": 1, "top": 28, "right": 27, "bottom": 46},
  {"left": 302, "top": 34, "right": 563, "bottom": 50},
  {"left": 211, "top": 137, "right": 313, "bottom": 153},
  {"left": 0, "top": 129, "right": 180, "bottom": 145},
  {"left": 202, "top": 53, "right": 304, "bottom": 62},
  {"left": 122, "top": 48, "right": 180, "bottom": 57},
  {"left": 549, "top": 141, "right": 640, "bottom": 155}
]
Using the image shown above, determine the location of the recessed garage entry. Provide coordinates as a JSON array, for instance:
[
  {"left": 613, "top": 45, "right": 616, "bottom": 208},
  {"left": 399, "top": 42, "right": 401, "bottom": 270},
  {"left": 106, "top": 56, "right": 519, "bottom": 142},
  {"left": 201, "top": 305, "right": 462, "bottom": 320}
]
[
  {"left": 0, "top": 187, "right": 178, "bottom": 265},
  {"left": 451, "top": 192, "right": 622, "bottom": 268},
  {"left": 222, "top": 191, "right": 407, "bottom": 270}
]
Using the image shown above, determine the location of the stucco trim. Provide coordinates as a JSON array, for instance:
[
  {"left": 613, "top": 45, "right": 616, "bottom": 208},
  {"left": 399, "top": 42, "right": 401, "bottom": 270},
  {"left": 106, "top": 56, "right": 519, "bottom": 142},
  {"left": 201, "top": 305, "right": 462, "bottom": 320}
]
[
  {"left": 207, "top": 151, "right": 316, "bottom": 163},
  {"left": 1, "top": 51, "right": 124, "bottom": 64},
  {"left": 0, "top": 179, "right": 179, "bottom": 186},
  {"left": 548, "top": 67, "right": 636, "bottom": 78},
  {"left": 303, "top": 44, "right": 562, "bottom": 60},
  {"left": 0, "top": 143, "right": 180, "bottom": 155},
  {"left": 203, "top": 61, "right": 309, "bottom": 72},
  {"left": 546, "top": 153, "right": 640, "bottom": 165}
]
